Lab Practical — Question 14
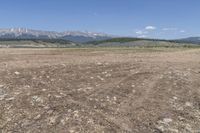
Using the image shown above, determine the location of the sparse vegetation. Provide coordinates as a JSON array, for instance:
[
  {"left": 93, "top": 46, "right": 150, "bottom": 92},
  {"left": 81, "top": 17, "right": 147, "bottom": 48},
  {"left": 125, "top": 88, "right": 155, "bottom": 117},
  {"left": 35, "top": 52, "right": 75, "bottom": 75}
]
[
  {"left": 1, "top": 48, "right": 200, "bottom": 132},
  {"left": 0, "top": 38, "right": 199, "bottom": 48}
]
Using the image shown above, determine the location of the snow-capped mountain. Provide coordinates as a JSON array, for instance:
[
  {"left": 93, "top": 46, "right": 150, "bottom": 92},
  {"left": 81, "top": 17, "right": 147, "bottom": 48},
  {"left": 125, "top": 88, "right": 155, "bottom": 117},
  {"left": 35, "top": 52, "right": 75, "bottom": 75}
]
[{"left": 0, "top": 28, "right": 112, "bottom": 43}]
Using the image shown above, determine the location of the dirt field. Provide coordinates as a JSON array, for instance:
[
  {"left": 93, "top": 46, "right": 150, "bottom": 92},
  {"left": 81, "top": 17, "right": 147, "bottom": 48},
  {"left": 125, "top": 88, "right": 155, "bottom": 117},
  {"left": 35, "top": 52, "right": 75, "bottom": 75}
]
[{"left": 0, "top": 48, "right": 200, "bottom": 133}]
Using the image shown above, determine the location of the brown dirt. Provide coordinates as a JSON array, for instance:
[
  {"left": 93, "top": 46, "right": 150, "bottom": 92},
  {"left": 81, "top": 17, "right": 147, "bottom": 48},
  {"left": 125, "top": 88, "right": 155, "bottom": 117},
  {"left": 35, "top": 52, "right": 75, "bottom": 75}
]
[{"left": 0, "top": 48, "right": 200, "bottom": 133}]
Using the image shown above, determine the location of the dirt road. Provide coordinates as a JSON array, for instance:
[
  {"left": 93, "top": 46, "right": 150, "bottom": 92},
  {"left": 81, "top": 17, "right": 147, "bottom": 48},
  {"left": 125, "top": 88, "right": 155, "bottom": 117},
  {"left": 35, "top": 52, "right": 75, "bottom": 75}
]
[{"left": 0, "top": 48, "right": 200, "bottom": 132}]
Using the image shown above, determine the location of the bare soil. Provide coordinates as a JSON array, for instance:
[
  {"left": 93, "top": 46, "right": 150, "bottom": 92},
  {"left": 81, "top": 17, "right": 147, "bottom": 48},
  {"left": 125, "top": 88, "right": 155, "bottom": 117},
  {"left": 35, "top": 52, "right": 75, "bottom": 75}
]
[{"left": 0, "top": 48, "right": 200, "bottom": 133}]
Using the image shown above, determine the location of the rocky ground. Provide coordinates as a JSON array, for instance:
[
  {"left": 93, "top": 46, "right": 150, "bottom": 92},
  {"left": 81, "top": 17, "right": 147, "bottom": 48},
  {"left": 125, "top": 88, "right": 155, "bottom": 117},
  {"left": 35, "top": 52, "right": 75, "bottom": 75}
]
[{"left": 0, "top": 48, "right": 200, "bottom": 133}]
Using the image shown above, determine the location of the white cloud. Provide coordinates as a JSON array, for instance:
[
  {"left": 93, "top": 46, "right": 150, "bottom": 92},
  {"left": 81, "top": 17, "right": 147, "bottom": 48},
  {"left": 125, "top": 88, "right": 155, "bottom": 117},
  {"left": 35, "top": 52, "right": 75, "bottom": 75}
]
[
  {"left": 180, "top": 30, "right": 185, "bottom": 33},
  {"left": 145, "top": 26, "right": 156, "bottom": 30},
  {"left": 162, "top": 28, "right": 177, "bottom": 31},
  {"left": 135, "top": 30, "right": 143, "bottom": 35},
  {"left": 137, "top": 35, "right": 147, "bottom": 38},
  {"left": 135, "top": 30, "right": 148, "bottom": 35},
  {"left": 134, "top": 25, "right": 156, "bottom": 38},
  {"left": 134, "top": 26, "right": 187, "bottom": 39}
]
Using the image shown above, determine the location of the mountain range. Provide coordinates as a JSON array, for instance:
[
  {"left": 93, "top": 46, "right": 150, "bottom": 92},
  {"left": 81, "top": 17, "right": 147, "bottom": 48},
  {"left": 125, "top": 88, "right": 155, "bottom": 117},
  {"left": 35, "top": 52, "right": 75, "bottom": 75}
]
[
  {"left": 0, "top": 28, "right": 112, "bottom": 43},
  {"left": 0, "top": 28, "right": 200, "bottom": 44}
]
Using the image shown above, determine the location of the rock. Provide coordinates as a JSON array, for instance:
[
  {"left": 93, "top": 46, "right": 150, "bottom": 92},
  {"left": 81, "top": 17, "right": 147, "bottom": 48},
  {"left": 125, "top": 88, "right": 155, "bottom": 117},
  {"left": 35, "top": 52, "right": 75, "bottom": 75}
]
[
  {"left": 69, "top": 129, "right": 75, "bottom": 133},
  {"left": 185, "top": 102, "right": 193, "bottom": 107},
  {"left": 55, "top": 95, "right": 62, "bottom": 98},
  {"left": 169, "top": 129, "right": 178, "bottom": 133},
  {"left": 0, "top": 92, "right": 6, "bottom": 100},
  {"left": 32, "top": 96, "right": 44, "bottom": 104},
  {"left": 185, "top": 124, "right": 192, "bottom": 132},
  {"left": 87, "top": 119, "right": 94, "bottom": 124},
  {"left": 131, "top": 84, "right": 135, "bottom": 88},
  {"left": 97, "top": 62, "right": 102, "bottom": 65},
  {"left": 6, "top": 97, "right": 15, "bottom": 101},
  {"left": 105, "top": 74, "right": 112, "bottom": 77},
  {"left": 97, "top": 75, "right": 104, "bottom": 81},
  {"left": 73, "top": 110, "right": 79, "bottom": 118},
  {"left": 163, "top": 118, "right": 173, "bottom": 123},
  {"left": 178, "top": 116, "right": 185, "bottom": 121},
  {"left": 102, "top": 71, "right": 107, "bottom": 74},
  {"left": 173, "top": 96, "right": 178, "bottom": 100},
  {"left": 47, "top": 116, "right": 57, "bottom": 125},
  {"left": 34, "top": 114, "right": 41, "bottom": 120},
  {"left": 60, "top": 119, "right": 65, "bottom": 125},
  {"left": 14, "top": 71, "right": 20, "bottom": 75},
  {"left": 86, "top": 87, "right": 93, "bottom": 90},
  {"left": 113, "top": 96, "right": 117, "bottom": 101},
  {"left": 0, "top": 88, "right": 5, "bottom": 95},
  {"left": 0, "top": 96, "right": 5, "bottom": 101},
  {"left": 156, "top": 125, "right": 164, "bottom": 132}
]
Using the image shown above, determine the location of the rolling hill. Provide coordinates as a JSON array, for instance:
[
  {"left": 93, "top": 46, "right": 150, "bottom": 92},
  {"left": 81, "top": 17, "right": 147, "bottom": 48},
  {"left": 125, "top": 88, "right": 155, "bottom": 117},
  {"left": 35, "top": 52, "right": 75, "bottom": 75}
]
[{"left": 177, "top": 37, "right": 200, "bottom": 44}]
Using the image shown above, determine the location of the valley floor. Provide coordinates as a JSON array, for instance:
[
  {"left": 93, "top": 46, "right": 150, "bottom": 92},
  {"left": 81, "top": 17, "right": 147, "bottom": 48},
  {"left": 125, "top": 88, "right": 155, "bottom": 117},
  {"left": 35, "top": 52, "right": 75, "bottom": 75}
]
[{"left": 0, "top": 48, "right": 200, "bottom": 132}]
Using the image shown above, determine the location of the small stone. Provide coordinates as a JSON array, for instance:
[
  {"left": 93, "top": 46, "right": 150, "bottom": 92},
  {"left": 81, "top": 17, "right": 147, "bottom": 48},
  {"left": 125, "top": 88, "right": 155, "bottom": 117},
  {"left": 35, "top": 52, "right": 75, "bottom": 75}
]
[
  {"left": 156, "top": 125, "right": 164, "bottom": 132},
  {"left": 131, "top": 84, "right": 135, "bottom": 88},
  {"left": 44, "top": 106, "right": 50, "bottom": 110},
  {"left": 86, "top": 87, "right": 93, "bottom": 90},
  {"left": 48, "top": 116, "right": 57, "bottom": 125},
  {"left": 47, "top": 110, "right": 54, "bottom": 115},
  {"left": 65, "top": 117, "right": 69, "bottom": 121},
  {"left": 0, "top": 96, "right": 5, "bottom": 100},
  {"left": 97, "top": 62, "right": 102, "bottom": 65},
  {"left": 73, "top": 110, "right": 79, "bottom": 118},
  {"left": 185, "top": 102, "right": 193, "bottom": 107},
  {"left": 132, "top": 90, "right": 136, "bottom": 94},
  {"left": 34, "top": 114, "right": 41, "bottom": 120},
  {"left": 113, "top": 96, "right": 117, "bottom": 101},
  {"left": 105, "top": 74, "right": 112, "bottom": 77},
  {"left": 69, "top": 129, "right": 75, "bottom": 133},
  {"left": 61, "top": 119, "right": 65, "bottom": 125},
  {"left": 163, "top": 118, "right": 173, "bottom": 123},
  {"left": 102, "top": 71, "right": 107, "bottom": 74},
  {"left": 97, "top": 76, "right": 104, "bottom": 81},
  {"left": 87, "top": 119, "right": 94, "bottom": 124},
  {"left": 6, "top": 97, "right": 15, "bottom": 101},
  {"left": 169, "top": 129, "right": 178, "bottom": 133},
  {"left": 178, "top": 116, "right": 185, "bottom": 121},
  {"left": 32, "top": 96, "right": 43, "bottom": 103},
  {"left": 173, "top": 96, "right": 178, "bottom": 100},
  {"left": 185, "top": 124, "right": 192, "bottom": 132},
  {"left": 14, "top": 71, "right": 20, "bottom": 75},
  {"left": 55, "top": 95, "right": 62, "bottom": 98}
]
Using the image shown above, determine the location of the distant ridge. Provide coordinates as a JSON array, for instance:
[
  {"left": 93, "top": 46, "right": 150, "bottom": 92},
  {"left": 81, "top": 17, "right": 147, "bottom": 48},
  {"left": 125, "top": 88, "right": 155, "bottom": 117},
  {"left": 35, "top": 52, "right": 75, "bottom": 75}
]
[
  {"left": 176, "top": 37, "right": 200, "bottom": 44},
  {"left": 0, "top": 28, "right": 112, "bottom": 43}
]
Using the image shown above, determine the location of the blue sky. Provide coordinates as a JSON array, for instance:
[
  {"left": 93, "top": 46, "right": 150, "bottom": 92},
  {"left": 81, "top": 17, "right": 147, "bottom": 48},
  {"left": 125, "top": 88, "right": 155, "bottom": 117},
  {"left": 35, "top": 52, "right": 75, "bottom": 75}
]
[{"left": 0, "top": 0, "right": 199, "bottom": 39}]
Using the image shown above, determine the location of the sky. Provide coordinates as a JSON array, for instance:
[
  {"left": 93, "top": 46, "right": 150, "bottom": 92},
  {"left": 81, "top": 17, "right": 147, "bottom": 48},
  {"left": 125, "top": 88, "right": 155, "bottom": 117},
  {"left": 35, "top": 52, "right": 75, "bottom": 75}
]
[{"left": 0, "top": 0, "right": 199, "bottom": 39}]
